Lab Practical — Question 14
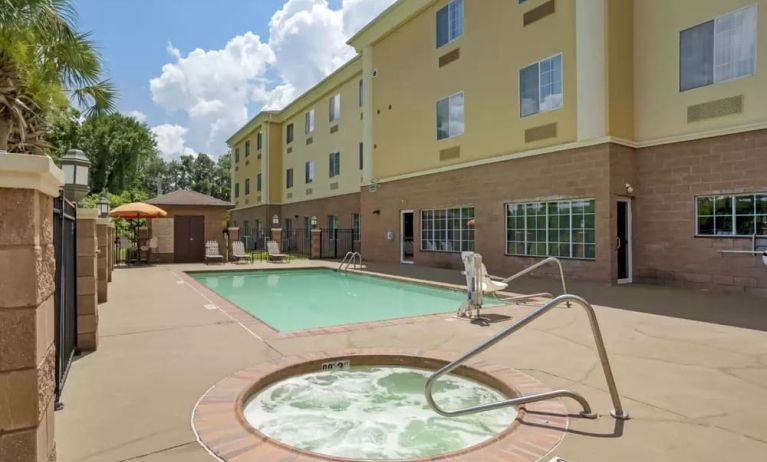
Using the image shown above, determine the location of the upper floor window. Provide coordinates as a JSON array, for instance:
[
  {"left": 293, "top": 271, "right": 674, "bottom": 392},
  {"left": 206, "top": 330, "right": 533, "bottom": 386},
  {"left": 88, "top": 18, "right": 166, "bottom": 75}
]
[
  {"left": 244, "top": 179, "right": 250, "bottom": 195},
  {"left": 437, "top": 92, "right": 465, "bottom": 140},
  {"left": 520, "top": 53, "right": 563, "bottom": 117},
  {"left": 235, "top": 182, "right": 240, "bottom": 198},
  {"left": 359, "top": 142, "right": 364, "bottom": 170},
  {"left": 436, "top": 0, "right": 463, "bottom": 48},
  {"left": 680, "top": 5, "right": 757, "bottom": 91},
  {"left": 696, "top": 193, "right": 767, "bottom": 236},
  {"left": 305, "top": 109, "right": 315, "bottom": 134},
  {"left": 256, "top": 173, "right": 262, "bottom": 192},
  {"left": 245, "top": 140, "right": 251, "bottom": 157},
  {"left": 305, "top": 160, "right": 315, "bottom": 184},
  {"left": 287, "top": 123, "right": 294, "bottom": 144},
  {"left": 286, "top": 168, "right": 294, "bottom": 189},
  {"left": 329, "top": 152, "right": 341, "bottom": 178},
  {"left": 235, "top": 148, "right": 240, "bottom": 162},
  {"left": 358, "top": 80, "right": 364, "bottom": 107},
  {"left": 329, "top": 94, "right": 341, "bottom": 123},
  {"left": 256, "top": 131, "right": 263, "bottom": 150}
]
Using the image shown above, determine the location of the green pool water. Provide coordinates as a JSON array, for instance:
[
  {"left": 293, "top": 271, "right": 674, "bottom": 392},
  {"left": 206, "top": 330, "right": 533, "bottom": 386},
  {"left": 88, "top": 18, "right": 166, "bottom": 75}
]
[
  {"left": 243, "top": 366, "right": 517, "bottom": 460},
  {"left": 190, "top": 269, "right": 498, "bottom": 331}
]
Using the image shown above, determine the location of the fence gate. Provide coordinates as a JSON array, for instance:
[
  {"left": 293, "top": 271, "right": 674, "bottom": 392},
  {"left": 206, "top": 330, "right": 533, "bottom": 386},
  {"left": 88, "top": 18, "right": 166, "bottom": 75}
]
[
  {"left": 320, "top": 229, "right": 357, "bottom": 259},
  {"left": 281, "top": 228, "right": 311, "bottom": 258},
  {"left": 53, "top": 195, "right": 77, "bottom": 409}
]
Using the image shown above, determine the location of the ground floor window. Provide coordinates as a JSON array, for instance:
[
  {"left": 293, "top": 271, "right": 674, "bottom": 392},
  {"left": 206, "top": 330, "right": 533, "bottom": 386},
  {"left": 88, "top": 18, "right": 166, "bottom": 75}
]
[
  {"left": 696, "top": 193, "right": 767, "bottom": 236},
  {"left": 506, "top": 199, "right": 595, "bottom": 259},
  {"left": 327, "top": 215, "right": 338, "bottom": 233},
  {"left": 421, "top": 207, "right": 474, "bottom": 252},
  {"left": 352, "top": 213, "right": 360, "bottom": 241}
]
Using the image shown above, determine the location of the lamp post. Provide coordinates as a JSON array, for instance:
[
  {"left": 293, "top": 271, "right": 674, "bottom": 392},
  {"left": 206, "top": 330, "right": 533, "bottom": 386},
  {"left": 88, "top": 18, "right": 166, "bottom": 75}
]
[
  {"left": 97, "top": 195, "right": 110, "bottom": 218},
  {"left": 61, "top": 149, "right": 91, "bottom": 203}
]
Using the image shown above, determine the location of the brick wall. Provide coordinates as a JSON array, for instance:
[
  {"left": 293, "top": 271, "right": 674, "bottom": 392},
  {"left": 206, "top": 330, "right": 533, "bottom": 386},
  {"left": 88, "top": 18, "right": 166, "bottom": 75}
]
[
  {"left": 149, "top": 206, "right": 229, "bottom": 263},
  {"left": 280, "top": 192, "right": 361, "bottom": 230}
]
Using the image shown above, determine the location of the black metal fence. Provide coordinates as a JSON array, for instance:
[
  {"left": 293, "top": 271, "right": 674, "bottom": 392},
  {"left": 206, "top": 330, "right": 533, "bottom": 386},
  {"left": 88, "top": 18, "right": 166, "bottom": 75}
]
[
  {"left": 53, "top": 195, "right": 77, "bottom": 408},
  {"left": 281, "top": 228, "right": 311, "bottom": 257},
  {"left": 241, "top": 231, "right": 267, "bottom": 251},
  {"left": 320, "top": 229, "right": 360, "bottom": 259}
]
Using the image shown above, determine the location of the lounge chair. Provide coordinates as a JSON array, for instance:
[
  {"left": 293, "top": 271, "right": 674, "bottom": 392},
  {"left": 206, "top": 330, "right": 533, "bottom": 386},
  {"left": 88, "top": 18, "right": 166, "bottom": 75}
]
[
  {"left": 231, "top": 241, "right": 249, "bottom": 263},
  {"left": 205, "top": 241, "right": 224, "bottom": 265},
  {"left": 266, "top": 241, "right": 290, "bottom": 263}
]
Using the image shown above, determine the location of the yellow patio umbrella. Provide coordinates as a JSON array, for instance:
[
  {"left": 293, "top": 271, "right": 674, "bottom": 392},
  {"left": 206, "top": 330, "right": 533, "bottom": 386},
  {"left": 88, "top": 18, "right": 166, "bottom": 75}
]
[{"left": 110, "top": 202, "right": 168, "bottom": 219}]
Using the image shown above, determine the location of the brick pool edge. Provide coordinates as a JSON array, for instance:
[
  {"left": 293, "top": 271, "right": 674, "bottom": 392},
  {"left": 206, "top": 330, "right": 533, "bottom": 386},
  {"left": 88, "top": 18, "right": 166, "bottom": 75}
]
[{"left": 192, "top": 349, "right": 569, "bottom": 462}]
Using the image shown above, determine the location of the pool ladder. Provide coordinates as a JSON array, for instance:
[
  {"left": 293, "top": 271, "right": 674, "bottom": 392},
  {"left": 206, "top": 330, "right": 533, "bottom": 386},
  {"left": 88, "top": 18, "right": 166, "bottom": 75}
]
[
  {"left": 338, "top": 252, "right": 363, "bottom": 271},
  {"left": 425, "top": 293, "right": 629, "bottom": 420}
]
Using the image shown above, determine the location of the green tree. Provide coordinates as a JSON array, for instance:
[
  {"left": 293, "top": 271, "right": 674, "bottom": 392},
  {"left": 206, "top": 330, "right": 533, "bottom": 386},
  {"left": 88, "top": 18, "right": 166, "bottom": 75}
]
[
  {"left": 212, "top": 153, "right": 231, "bottom": 201},
  {"left": 0, "top": 0, "right": 115, "bottom": 154}
]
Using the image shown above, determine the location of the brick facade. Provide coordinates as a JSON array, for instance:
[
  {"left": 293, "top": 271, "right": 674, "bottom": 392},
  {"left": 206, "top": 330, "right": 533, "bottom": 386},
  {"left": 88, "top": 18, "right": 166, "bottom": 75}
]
[
  {"left": 148, "top": 205, "right": 229, "bottom": 263},
  {"left": 279, "top": 192, "right": 360, "bottom": 231}
]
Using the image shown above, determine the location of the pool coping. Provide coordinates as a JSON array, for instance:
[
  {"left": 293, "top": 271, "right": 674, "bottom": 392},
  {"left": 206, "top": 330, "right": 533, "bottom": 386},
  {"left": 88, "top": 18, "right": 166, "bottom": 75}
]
[
  {"left": 178, "top": 267, "right": 546, "bottom": 340},
  {"left": 192, "top": 349, "right": 569, "bottom": 462}
]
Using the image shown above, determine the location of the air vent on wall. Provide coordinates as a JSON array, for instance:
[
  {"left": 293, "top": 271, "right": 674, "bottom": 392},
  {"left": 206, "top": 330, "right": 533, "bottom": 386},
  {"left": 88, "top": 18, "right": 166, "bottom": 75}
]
[
  {"left": 688, "top": 95, "right": 743, "bottom": 123},
  {"left": 439, "top": 146, "right": 461, "bottom": 161},
  {"left": 245, "top": 160, "right": 249, "bottom": 166},
  {"left": 330, "top": 125, "right": 339, "bottom": 134},
  {"left": 369, "top": 183, "right": 378, "bottom": 193},
  {"left": 524, "top": 0, "right": 556, "bottom": 27},
  {"left": 287, "top": 147, "right": 293, "bottom": 154},
  {"left": 439, "top": 48, "right": 460, "bottom": 68},
  {"left": 235, "top": 166, "right": 239, "bottom": 172},
  {"left": 525, "top": 123, "right": 558, "bottom": 143},
  {"left": 257, "top": 154, "right": 262, "bottom": 160},
  {"left": 306, "top": 188, "right": 313, "bottom": 195},
  {"left": 256, "top": 195, "right": 261, "bottom": 202},
  {"left": 330, "top": 182, "right": 339, "bottom": 190},
  {"left": 286, "top": 192, "right": 293, "bottom": 199},
  {"left": 306, "top": 137, "right": 313, "bottom": 145}
]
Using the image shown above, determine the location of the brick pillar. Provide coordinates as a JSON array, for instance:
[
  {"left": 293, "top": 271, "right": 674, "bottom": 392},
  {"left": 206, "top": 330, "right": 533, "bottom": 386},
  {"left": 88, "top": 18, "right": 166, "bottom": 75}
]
[
  {"left": 76, "top": 209, "right": 99, "bottom": 352},
  {"left": 96, "top": 220, "right": 110, "bottom": 304},
  {"left": 271, "top": 228, "right": 282, "bottom": 248},
  {"left": 0, "top": 153, "right": 63, "bottom": 462},
  {"left": 310, "top": 229, "right": 322, "bottom": 259},
  {"left": 227, "top": 227, "right": 239, "bottom": 262},
  {"left": 106, "top": 225, "right": 113, "bottom": 282}
]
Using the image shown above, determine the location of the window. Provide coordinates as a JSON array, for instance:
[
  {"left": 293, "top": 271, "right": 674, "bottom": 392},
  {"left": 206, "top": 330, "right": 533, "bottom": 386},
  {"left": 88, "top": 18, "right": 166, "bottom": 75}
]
[
  {"left": 696, "top": 193, "right": 767, "bottom": 236},
  {"left": 305, "top": 109, "right": 315, "bottom": 134},
  {"left": 329, "top": 94, "right": 341, "bottom": 122},
  {"left": 245, "top": 140, "right": 251, "bottom": 157},
  {"left": 436, "top": 92, "right": 465, "bottom": 140},
  {"left": 328, "top": 215, "right": 338, "bottom": 233},
  {"left": 680, "top": 5, "right": 757, "bottom": 91},
  {"left": 235, "top": 182, "right": 240, "bottom": 198},
  {"left": 257, "top": 131, "right": 262, "bottom": 150},
  {"left": 358, "top": 79, "right": 363, "bottom": 107},
  {"left": 235, "top": 148, "right": 240, "bottom": 162},
  {"left": 329, "top": 152, "right": 340, "bottom": 178},
  {"left": 244, "top": 178, "right": 250, "bottom": 195},
  {"left": 436, "top": 0, "right": 463, "bottom": 48},
  {"left": 243, "top": 220, "right": 249, "bottom": 237},
  {"left": 506, "top": 199, "right": 596, "bottom": 259},
  {"left": 421, "top": 207, "right": 474, "bottom": 252},
  {"left": 305, "top": 160, "right": 315, "bottom": 184},
  {"left": 352, "top": 213, "right": 361, "bottom": 241},
  {"left": 287, "top": 123, "right": 294, "bottom": 144},
  {"left": 286, "top": 168, "right": 294, "bottom": 189},
  {"left": 520, "top": 54, "right": 563, "bottom": 117},
  {"left": 256, "top": 173, "right": 262, "bottom": 192},
  {"left": 359, "top": 142, "right": 364, "bottom": 170}
]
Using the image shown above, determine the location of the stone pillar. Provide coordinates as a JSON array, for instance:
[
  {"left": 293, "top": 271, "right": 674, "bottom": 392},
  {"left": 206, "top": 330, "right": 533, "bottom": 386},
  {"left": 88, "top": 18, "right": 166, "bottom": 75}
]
[
  {"left": 310, "top": 229, "right": 322, "bottom": 259},
  {"left": 0, "top": 153, "right": 63, "bottom": 462},
  {"left": 271, "top": 228, "right": 282, "bottom": 249},
  {"left": 96, "top": 220, "right": 109, "bottom": 304},
  {"left": 76, "top": 208, "right": 99, "bottom": 352},
  {"left": 227, "top": 227, "right": 239, "bottom": 261},
  {"left": 106, "top": 225, "right": 113, "bottom": 282}
]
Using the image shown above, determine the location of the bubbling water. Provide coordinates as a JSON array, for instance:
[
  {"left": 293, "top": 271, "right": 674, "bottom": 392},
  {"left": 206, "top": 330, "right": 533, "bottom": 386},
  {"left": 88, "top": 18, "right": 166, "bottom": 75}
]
[{"left": 243, "top": 366, "right": 518, "bottom": 460}]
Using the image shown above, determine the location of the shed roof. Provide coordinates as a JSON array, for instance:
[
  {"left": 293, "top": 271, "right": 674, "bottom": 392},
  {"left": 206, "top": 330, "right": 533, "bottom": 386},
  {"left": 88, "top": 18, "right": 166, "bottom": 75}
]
[{"left": 146, "top": 190, "right": 233, "bottom": 208}]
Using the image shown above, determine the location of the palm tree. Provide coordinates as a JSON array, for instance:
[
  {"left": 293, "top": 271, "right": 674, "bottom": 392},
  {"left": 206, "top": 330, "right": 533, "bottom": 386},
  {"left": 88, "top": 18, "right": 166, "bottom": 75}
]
[{"left": 0, "top": 0, "right": 115, "bottom": 154}]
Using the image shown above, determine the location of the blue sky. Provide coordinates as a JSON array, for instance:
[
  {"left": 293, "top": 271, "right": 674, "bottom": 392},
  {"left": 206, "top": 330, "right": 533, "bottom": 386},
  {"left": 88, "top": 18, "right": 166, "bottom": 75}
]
[{"left": 72, "top": 0, "right": 393, "bottom": 159}]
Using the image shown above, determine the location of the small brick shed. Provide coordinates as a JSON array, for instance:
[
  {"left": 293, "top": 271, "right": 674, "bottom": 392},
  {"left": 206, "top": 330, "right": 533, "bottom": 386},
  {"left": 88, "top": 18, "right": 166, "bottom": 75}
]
[{"left": 146, "top": 190, "right": 232, "bottom": 263}]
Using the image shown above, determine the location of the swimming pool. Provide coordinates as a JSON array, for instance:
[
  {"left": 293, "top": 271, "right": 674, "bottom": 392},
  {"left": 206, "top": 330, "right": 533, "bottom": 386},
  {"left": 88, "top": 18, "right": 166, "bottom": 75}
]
[{"left": 190, "top": 269, "right": 499, "bottom": 331}]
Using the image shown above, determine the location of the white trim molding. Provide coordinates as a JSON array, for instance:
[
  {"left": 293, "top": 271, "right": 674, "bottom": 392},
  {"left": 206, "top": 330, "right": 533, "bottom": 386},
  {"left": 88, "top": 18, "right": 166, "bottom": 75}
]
[{"left": 0, "top": 153, "right": 64, "bottom": 197}]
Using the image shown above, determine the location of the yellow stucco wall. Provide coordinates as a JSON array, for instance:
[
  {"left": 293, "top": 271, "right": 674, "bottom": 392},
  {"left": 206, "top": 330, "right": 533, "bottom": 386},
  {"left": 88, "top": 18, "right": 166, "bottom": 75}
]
[
  {"left": 371, "top": 0, "right": 578, "bottom": 180},
  {"left": 232, "top": 128, "right": 263, "bottom": 209},
  {"left": 281, "top": 72, "right": 364, "bottom": 204},
  {"left": 268, "top": 122, "right": 283, "bottom": 204},
  {"left": 634, "top": 0, "right": 767, "bottom": 142},
  {"left": 606, "top": 0, "right": 634, "bottom": 140}
]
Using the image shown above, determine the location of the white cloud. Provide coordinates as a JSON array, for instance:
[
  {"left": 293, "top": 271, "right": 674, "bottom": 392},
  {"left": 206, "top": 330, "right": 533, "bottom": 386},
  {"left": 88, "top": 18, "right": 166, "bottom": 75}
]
[
  {"left": 125, "top": 110, "right": 147, "bottom": 123},
  {"left": 151, "top": 124, "right": 196, "bottom": 161},
  {"left": 149, "top": 0, "right": 395, "bottom": 154}
]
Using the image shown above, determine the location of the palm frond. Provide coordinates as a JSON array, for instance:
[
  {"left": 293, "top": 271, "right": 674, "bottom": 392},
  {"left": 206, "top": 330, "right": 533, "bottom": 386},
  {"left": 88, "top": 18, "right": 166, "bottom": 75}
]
[{"left": 72, "top": 80, "right": 117, "bottom": 116}]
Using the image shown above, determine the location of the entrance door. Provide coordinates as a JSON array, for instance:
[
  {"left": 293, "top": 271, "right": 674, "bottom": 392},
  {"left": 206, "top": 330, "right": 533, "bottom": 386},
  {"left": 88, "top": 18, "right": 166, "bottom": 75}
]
[
  {"left": 616, "top": 199, "right": 632, "bottom": 283},
  {"left": 174, "top": 215, "right": 205, "bottom": 263},
  {"left": 401, "top": 210, "right": 414, "bottom": 264}
]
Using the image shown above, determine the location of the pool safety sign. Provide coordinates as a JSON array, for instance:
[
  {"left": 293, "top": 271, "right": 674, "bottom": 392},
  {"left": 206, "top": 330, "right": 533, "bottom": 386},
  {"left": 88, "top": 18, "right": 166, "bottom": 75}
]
[{"left": 321, "top": 359, "right": 351, "bottom": 371}]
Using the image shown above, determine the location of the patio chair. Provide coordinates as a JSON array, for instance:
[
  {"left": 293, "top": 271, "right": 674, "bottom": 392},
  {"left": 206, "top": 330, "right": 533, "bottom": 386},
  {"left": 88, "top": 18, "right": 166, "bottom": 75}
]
[
  {"left": 231, "top": 241, "right": 248, "bottom": 263},
  {"left": 205, "top": 241, "right": 225, "bottom": 265},
  {"left": 266, "top": 240, "right": 290, "bottom": 263}
]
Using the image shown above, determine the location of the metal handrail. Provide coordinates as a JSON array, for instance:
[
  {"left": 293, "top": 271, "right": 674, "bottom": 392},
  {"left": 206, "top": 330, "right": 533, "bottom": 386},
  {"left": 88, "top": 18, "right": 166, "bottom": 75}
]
[
  {"left": 497, "top": 256, "right": 568, "bottom": 296},
  {"left": 338, "top": 252, "right": 362, "bottom": 271},
  {"left": 425, "top": 294, "right": 629, "bottom": 420}
]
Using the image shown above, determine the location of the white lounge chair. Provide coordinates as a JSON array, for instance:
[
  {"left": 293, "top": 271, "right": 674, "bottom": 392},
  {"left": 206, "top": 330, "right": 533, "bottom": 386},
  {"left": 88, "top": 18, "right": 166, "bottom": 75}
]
[
  {"left": 266, "top": 241, "right": 289, "bottom": 263},
  {"left": 205, "top": 241, "right": 224, "bottom": 265},
  {"left": 231, "top": 241, "right": 248, "bottom": 263}
]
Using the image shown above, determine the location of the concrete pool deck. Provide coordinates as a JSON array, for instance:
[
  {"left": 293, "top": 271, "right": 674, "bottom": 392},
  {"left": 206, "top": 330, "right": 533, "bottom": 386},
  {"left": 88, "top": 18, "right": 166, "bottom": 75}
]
[{"left": 55, "top": 261, "right": 767, "bottom": 461}]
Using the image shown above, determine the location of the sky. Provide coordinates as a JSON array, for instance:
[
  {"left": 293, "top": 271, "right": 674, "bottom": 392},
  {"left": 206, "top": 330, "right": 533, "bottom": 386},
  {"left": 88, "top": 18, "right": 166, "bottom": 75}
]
[{"left": 73, "top": 0, "right": 396, "bottom": 160}]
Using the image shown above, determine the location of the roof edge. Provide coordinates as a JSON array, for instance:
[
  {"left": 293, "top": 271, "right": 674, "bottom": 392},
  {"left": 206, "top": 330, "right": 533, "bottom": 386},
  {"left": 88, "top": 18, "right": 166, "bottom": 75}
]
[{"left": 347, "top": 0, "right": 437, "bottom": 50}]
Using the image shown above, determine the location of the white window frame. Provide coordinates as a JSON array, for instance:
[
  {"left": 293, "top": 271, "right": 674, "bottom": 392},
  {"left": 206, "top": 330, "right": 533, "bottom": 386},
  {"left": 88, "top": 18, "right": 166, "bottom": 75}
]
[
  {"left": 329, "top": 152, "right": 340, "bottom": 178},
  {"left": 420, "top": 206, "right": 475, "bottom": 253},
  {"left": 305, "top": 160, "right": 315, "bottom": 184},
  {"left": 305, "top": 109, "right": 315, "bottom": 134},
  {"left": 694, "top": 192, "right": 767, "bottom": 237},
  {"left": 286, "top": 168, "right": 294, "bottom": 189},
  {"left": 329, "top": 94, "right": 341, "bottom": 123},
  {"left": 256, "top": 173, "right": 262, "bottom": 192},
  {"left": 519, "top": 53, "right": 564, "bottom": 118},
  {"left": 436, "top": 0, "right": 464, "bottom": 48},
  {"left": 436, "top": 91, "right": 465, "bottom": 140}
]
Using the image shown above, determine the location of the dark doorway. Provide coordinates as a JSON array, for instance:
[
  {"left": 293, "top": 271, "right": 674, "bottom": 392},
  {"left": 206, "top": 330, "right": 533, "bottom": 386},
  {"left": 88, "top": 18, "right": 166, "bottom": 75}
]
[
  {"left": 401, "top": 210, "right": 414, "bottom": 263},
  {"left": 616, "top": 200, "right": 631, "bottom": 283},
  {"left": 174, "top": 215, "right": 205, "bottom": 262}
]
